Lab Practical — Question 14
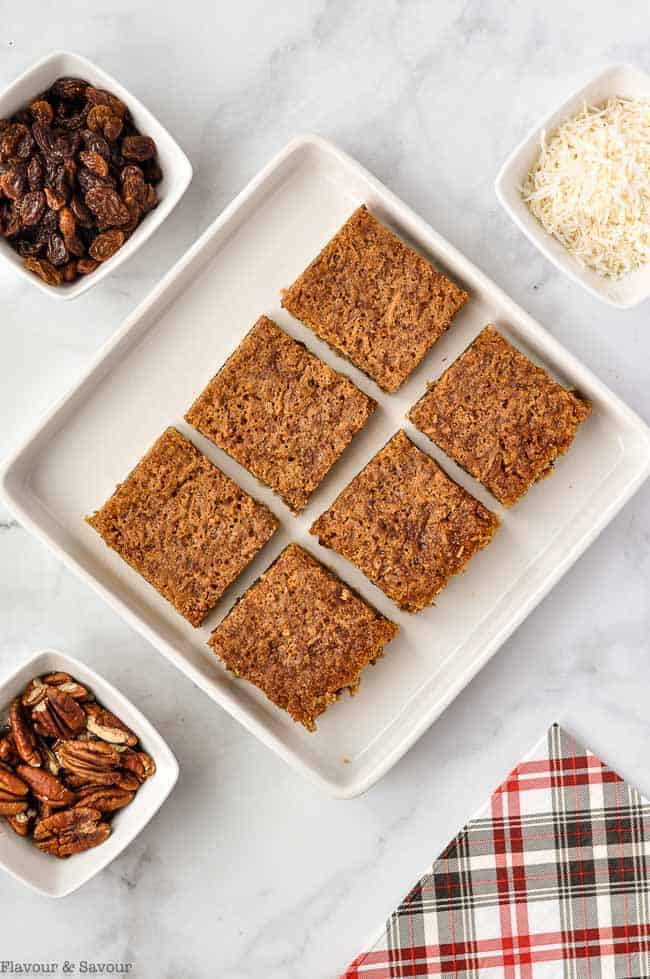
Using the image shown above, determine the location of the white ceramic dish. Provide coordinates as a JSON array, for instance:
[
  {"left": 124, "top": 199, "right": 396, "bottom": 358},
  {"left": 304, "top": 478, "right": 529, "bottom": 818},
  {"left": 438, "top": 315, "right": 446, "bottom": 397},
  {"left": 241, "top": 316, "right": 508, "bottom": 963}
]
[
  {"left": 2, "top": 135, "right": 649, "bottom": 799},
  {"left": 0, "top": 50, "right": 192, "bottom": 300},
  {"left": 0, "top": 650, "right": 178, "bottom": 897},
  {"left": 495, "top": 63, "right": 650, "bottom": 309}
]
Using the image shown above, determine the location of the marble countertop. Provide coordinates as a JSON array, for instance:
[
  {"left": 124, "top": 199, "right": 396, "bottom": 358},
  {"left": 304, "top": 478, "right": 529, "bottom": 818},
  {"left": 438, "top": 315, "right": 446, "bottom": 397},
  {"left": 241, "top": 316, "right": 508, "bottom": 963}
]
[{"left": 1, "top": 3, "right": 649, "bottom": 977}]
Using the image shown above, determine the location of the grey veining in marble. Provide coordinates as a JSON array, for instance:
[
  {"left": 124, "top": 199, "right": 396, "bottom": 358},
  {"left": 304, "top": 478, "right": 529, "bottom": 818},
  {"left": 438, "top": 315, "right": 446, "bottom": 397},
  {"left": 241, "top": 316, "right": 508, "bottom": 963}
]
[{"left": 0, "top": 2, "right": 649, "bottom": 977}]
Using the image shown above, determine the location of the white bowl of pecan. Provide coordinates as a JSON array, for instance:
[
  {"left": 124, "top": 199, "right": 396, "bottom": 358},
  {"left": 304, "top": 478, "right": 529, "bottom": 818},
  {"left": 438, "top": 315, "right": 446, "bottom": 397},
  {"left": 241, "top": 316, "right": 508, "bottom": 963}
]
[
  {"left": 0, "top": 649, "right": 178, "bottom": 897},
  {"left": 0, "top": 49, "right": 192, "bottom": 299}
]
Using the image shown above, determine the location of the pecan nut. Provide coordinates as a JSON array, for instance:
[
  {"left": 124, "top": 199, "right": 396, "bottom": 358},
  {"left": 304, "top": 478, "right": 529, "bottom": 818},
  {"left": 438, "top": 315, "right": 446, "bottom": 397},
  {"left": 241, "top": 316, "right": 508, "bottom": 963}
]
[
  {"left": 16, "top": 764, "right": 76, "bottom": 807},
  {"left": 74, "top": 786, "right": 134, "bottom": 813},
  {"left": 119, "top": 748, "right": 156, "bottom": 782},
  {"left": 55, "top": 739, "right": 121, "bottom": 773},
  {"left": 0, "top": 765, "right": 29, "bottom": 815},
  {"left": 85, "top": 703, "right": 137, "bottom": 746},
  {"left": 9, "top": 699, "right": 41, "bottom": 767},
  {"left": 34, "top": 806, "right": 110, "bottom": 858},
  {"left": 6, "top": 808, "right": 36, "bottom": 837},
  {"left": 46, "top": 688, "right": 86, "bottom": 737},
  {"left": 0, "top": 733, "right": 19, "bottom": 766}
]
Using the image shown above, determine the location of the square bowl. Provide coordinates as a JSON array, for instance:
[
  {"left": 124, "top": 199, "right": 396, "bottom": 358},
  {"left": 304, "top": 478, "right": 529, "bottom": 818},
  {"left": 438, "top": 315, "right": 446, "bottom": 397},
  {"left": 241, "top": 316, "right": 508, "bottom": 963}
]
[
  {"left": 495, "top": 64, "right": 650, "bottom": 309},
  {"left": 0, "top": 649, "right": 178, "bottom": 897},
  {"left": 0, "top": 50, "right": 192, "bottom": 300}
]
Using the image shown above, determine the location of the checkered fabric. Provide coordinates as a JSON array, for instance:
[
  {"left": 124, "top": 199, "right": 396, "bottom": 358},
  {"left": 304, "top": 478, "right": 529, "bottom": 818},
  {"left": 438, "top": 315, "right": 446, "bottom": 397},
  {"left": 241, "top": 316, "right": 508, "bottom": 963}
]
[{"left": 342, "top": 724, "right": 650, "bottom": 978}]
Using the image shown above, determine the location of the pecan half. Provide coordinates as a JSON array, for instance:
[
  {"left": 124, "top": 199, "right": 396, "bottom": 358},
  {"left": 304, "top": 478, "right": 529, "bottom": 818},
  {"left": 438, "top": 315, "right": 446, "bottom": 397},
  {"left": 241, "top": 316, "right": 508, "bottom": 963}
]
[
  {"left": 47, "top": 688, "right": 86, "bottom": 736},
  {"left": 55, "top": 739, "right": 121, "bottom": 773},
  {"left": 6, "top": 808, "right": 36, "bottom": 836},
  {"left": 21, "top": 677, "right": 48, "bottom": 707},
  {"left": 85, "top": 704, "right": 137, "bottom": 746},
  {"left": 0, "top": 765, "right": 29, "bottom": 815},
  {"left": 16, "top": 764, "right": 76, "bottom": 807},
  {"left": 34, "top": 806, "right": 110, "bottom": 858},
  {"left": 119, "top": 748, "right": 156, "bottom": 782},
  {"left": 31, "top": 699, "right": 65, "bottom": 739},
  {"left": 74, "top": 786, "right": 134, "bottom": 813},
  {"left": 9, "top": 699, "right": 41, "bottom": 767},
  {"left": 42, "top": 672, "right": 92, "bottom": 701},
  {"left": 0, "top": 733, "right": 19, "bottom": 766}
]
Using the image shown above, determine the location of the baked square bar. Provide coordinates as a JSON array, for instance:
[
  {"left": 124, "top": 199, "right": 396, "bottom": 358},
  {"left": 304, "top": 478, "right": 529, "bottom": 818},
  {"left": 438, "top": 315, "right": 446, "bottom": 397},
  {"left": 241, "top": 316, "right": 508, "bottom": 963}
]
[
  {"left": 408, "top": 325, "right": 592, "bottom": 507},
  {"left": 185, "top": 316, "right": 376, "bottom": 512},
  {"left": 86, "top": 427, "right": 278, "bottom": 627},
  {"left": 311, "top": 431, "right": 499, "bottom": 612},
  {"left": 209, "top": 544, "right": 399, "bottom": 730},
  {"left": 281, "top": 205, "right": 469, "bottom": 393}
]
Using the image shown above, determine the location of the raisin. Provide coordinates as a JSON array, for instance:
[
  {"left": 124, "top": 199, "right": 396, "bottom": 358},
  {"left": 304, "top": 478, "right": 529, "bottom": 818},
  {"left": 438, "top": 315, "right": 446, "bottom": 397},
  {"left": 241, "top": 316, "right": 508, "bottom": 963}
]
[
  {"left": 77, "top": 257, "right": 99, "bottom": 275},
  {"left": 0, "top": 167, "right": 26, "bottom": 200},
  {"left": 62, "top": 260, "right": 78, "bottom": 282},
  {"left": 82, "top": 130, "right": 110, "bottom": 160},
  {"left": 89, "top": 229, "right": 125, "bottom": 262},
  {"left": 79, "top": 150, "right": 109, "bottom": 179},
  {"left": 50, "top": 77, "right": 87, "bottom": 100},
  {"left": 17, "top": 238, "right": 44, "bottom": 257},
  {"left": 78, "top": 167, "right": 115, "bottom": 195},
  {"left": 87, "top": 105, "right": 122, "bottom": 142},
  {"left": 1, "top": 123, "right": 30, "bottom": 162},
  {"left": 121, "top": 136, "right": 156, "bottom": 162},
  {"left": 23, "top": 256, "right": 63, "bottom": 286},
  {"left": 85, "top": 86, "right": 126, "bottom": 118},
  {"left": 44, "top": 186, "right": 66, "bottom": 211},
  {"left": 20, "top": 191, "right": 46, "bottom": 226},
  {"left": 70, "top": 195, "right": 94, "bottom": 228},
  {"left": 27, "top": 155, "right": 43, "bottom": 190},
  {"left": 85, "top": 186, "right": 130, "bottom": 226},
  {"left": 30, "top": 100, "right": 54, "bottom": 126},
  {"left": 46, "top": 233, "right": 68, "bottom": 266},
  {"left": 58, "top": 206, "right": 76, "bottom": 239}
]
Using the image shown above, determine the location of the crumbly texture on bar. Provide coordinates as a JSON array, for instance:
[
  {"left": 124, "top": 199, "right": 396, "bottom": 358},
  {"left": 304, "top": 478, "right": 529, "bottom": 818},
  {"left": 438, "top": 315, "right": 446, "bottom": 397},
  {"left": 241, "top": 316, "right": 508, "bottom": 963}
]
[
  {"left": 185, "top": 316, "right": 376, "bottom": 512},
  {"left": 281, "top": 205, "right": 469, "bottom": 393},
  {"left": 86, "top": 427, "right": 278, "bottom": 627},
  {"left": 311, "top": 431, "right": 499, "bottom": 613},
  {"left": 209, "top": 544, "right": 399, "bottom": 730},
  {"left": 408, "top": 325, "right": 592, "bottom": 507}
]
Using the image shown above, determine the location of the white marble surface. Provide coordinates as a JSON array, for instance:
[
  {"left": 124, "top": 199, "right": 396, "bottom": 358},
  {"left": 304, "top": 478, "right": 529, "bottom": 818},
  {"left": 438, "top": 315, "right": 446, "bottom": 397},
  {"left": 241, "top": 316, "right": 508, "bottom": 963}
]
[{"left": 0, "top": 3, "right": 649, "bottom": 976}]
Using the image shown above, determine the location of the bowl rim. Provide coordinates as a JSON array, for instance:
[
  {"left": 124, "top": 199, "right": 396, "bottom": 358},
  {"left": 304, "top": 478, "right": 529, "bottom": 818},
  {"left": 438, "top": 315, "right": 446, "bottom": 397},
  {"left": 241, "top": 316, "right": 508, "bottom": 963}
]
[
  {"left": 0, "top": 647, "right": 179, "bottom": 897},
  {"left": 0, "top": 49, "right": 193, "bottom": 301},
  {"left": 494, "top": 62, "right": 650, "bottom": 310}
]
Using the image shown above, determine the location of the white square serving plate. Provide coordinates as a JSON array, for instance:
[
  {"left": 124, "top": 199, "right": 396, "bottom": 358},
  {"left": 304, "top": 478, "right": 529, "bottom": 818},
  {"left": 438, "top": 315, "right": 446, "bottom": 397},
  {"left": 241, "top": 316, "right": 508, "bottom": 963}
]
[
  {"left": 0, "top": 650, "right": 178, "bottom": 897},
  {"left": 0, "top": 50, "right": 192, "bottom": 300},
  {"left": 2, "top": 135, "right": 649, "bottom": 799},
  {"left": 495, "top": 63, "right": 650, "bottom": 309}
]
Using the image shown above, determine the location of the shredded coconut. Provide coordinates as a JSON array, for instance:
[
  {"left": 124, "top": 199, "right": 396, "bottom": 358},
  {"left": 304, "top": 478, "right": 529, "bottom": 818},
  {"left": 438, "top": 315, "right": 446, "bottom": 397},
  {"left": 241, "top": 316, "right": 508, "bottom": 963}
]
[{"left": 521, "top": 96, "right": 650, "bottom": 279}]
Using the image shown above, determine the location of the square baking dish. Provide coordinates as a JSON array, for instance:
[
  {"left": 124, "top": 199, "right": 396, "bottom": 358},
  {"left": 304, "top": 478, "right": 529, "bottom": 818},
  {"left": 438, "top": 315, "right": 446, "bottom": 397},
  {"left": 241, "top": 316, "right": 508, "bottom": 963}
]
[
  {"left": 2, "top": 134, "right": 649, "bottom": 798},
  {"left": 0, "top": 650, "right": 178, "bottom": 897},
  {"left": 0, "top": 50, "right": 192, "bottom": 300}
]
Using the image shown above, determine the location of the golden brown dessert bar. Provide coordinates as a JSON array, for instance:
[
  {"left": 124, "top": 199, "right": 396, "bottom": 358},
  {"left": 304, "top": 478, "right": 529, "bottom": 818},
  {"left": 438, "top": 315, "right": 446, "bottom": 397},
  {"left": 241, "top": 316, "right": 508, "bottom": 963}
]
[
  {"left": 408, "top": 325, "right": 592, "bottom": 507},
  {"left": 86, "top": 427, "right": 278, "bottom": 626},
  {"left": 209, "top": 544, "right": 399, "bottom": 730},
  {"left": 311, "top": 431, "right": 499, "bottom": 612},
  {"left": 185, "top": 316, "right": 376, "bottom": 512},
  {"left": 281, "top": 205, "right": 469, "bottom": 393}
]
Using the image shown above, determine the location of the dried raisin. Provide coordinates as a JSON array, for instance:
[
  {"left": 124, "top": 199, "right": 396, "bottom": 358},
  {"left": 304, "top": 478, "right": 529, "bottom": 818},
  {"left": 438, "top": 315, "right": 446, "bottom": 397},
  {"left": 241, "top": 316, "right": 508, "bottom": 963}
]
[
  {"left": 23, "top": 257, "right": 63, "bottom": 286},
  {"left": 89, "top": 229, "right": 125, "bottom": 261}
]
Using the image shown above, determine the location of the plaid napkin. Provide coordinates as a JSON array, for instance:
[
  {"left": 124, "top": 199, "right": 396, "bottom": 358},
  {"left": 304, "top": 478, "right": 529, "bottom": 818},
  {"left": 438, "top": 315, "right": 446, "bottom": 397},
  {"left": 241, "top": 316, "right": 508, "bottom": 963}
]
[{"left": 342, "top": 724, "right": 650, "bottom": 978}]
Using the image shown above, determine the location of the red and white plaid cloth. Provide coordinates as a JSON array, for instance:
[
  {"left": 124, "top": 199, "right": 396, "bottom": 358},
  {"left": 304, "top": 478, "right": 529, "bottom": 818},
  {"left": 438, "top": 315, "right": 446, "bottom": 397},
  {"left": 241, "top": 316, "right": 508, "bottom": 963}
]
[{"left": 342, "top": 724, "right": 650, "bottom": 978}]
